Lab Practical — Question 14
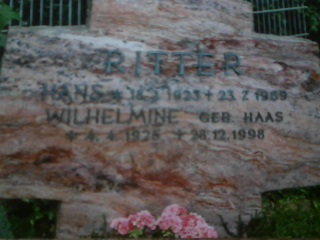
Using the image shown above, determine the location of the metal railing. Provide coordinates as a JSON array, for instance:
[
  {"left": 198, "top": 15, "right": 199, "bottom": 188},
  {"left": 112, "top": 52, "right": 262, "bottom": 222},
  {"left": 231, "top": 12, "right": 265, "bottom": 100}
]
[
  {"left": 249, "top": 0, "right": 308, "bottom": 37},
  {"left": 2, "top": 0, "right": 308, "bottom": 37},
  {"left": 4, "top": 0, "right": 87, "bottom": 27}
]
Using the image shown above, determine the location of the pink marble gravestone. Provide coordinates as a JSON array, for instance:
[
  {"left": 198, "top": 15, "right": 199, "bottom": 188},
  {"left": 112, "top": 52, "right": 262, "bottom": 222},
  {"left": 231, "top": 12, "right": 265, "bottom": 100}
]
[{"left": 0, "top": 0, "right": 319, "bottom": 238}]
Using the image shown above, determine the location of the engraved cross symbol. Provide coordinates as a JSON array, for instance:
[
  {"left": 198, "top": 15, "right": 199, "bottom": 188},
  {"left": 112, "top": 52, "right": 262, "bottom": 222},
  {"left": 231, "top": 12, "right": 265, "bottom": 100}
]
[
  {"left": 204, "top": 90, "right": 213, "bottom": 101},
  {"left": 174, "top": 129, "right": 185, "bottom": 140}
]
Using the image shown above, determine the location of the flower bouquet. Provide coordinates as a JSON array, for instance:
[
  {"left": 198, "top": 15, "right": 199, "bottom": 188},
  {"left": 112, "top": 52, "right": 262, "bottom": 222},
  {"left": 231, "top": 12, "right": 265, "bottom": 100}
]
[{"left": 110, "top": 204, "right": 218, "bottom": 238}]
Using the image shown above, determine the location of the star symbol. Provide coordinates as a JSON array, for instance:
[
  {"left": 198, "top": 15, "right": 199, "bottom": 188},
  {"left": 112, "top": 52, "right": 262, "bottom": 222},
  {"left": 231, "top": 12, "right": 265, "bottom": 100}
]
[
  {"left": 86, "top": 130, "right": 98, "bottom": 142},
  {"left": 106, "top": 131, "right": 116, "bottom": 141},
  {"left": 111, "top": 90, "right": 123, "bottom": 101},
  {"left": 66, "top": 130, "right": 78, "bottom": 141}
]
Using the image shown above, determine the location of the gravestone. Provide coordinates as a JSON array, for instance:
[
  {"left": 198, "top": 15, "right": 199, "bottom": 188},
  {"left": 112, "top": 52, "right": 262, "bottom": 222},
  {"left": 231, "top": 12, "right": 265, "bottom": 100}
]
[{"left": 0, "top": 0, "right": 320, "bottom": 238}]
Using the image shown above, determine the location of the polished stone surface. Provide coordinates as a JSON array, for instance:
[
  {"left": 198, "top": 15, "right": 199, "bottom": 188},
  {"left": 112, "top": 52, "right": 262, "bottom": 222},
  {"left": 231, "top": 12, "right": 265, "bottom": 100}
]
[{"left": 0, "top": 0, "right": 319, "bottom": 238}]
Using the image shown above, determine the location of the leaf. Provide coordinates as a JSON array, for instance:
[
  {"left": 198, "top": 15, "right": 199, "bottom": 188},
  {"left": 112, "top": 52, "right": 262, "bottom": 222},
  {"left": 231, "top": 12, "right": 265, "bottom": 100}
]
[
  {"left": 162, "top": 230, "right": 175, "bottom": 237},
  {"left": 129, "top": 228, "right": 143, "bottom": 238},
  {"left": 0, "top": 204, "right": 13, "bottom": 238},
  {"left": 0, "top": 33, "right": 6, "bottom": 47},
  {"left": 48, "top": 211, "right": 54, "bottom": 221},
  {"left": 312, "top": 199, "right": 320, "bottom": 210},
  {"left": 0, "top": 3, "right": 20, "bottom": 31}
]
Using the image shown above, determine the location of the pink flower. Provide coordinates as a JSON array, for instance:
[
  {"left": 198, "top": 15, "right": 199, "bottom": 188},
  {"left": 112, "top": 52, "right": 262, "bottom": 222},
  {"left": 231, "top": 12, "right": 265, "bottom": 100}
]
[
  {"left": 110, "top": 217, "right": 134, "bottom": 235},
  {"left": 110, "top": 204, "right": 218, "bottom": 238},
  {"left": 182, "top": 213, "right": 206, "bottom": 228},
  {"left": 178, "top": 213, "right": 218, "bottom": 238},
  {"left": 128, "top": 210, "right": 156, "bottom": 230},
  {"left": 157, "top": 204, "right": 188, "bottom": 234},
  {"left": 157, "top": 214, "right": 183, "bottom": 233},
  {"left": 161, "top": 204, "right": 188, "bottom": 217},
  {"left": 204, "top": 226, "right": 219, "bottom": 238}
]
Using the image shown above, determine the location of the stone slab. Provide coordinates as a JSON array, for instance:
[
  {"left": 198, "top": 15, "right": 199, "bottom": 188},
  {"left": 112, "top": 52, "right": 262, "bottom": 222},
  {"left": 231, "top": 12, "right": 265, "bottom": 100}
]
[
  {"left": 0, "top": 27, "right": 319, "bottom": 238},
  {"left": 90, "top": 0, "right": 253, "bottom": 42},
  {"left": 0, "top": 0, "right": 319, "bottom": 238}
]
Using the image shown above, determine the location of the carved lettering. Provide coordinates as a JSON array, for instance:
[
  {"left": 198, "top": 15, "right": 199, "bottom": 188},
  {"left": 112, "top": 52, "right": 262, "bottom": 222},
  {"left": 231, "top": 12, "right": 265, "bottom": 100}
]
[{"left": 104, "top": 50, "right": 243, "bottom": 76}]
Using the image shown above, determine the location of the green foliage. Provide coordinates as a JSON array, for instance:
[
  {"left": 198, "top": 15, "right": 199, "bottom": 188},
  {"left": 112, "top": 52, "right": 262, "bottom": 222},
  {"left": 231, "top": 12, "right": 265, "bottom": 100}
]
[
  {"left": 306, "top": 0, "right": 320, "bottom": 33},
  {"left": 0, "top": 2, "right": 19, "bottom": 68},
  {"left": 162, "top": 230, "right": 175, "bottom": 238},
  {"left": 0, "top": 2, "right": 19, "bottom": 46},
  {"left": 0, "top": 199, "right": 59, "bottom": 238},
  {"left": 0, "top": 204, "right": 13, "bottom": 238},
  {"left": 129, "top": 228, "right": 144, "bottom": 238},
  {"left": 247, "top": 185, "right": 320, "bottom": 238},
  {"left": 305, "top": 0, "right": 320, "bottom": 44},
  {"left": 0, "top": 2, "right": 20, "bottom": 31}
]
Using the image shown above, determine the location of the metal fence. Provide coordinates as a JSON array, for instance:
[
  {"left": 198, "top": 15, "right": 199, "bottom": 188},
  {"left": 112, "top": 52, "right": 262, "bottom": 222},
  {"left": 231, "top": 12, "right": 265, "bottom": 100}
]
[
  {"left": 3, "top": 0, "right": 87, "bottom": 27},
  {"left": 3, "top": 0, "right": 308, "bottom": 37},
  {"left": 249, "top": 0, "right": 308, "bottom": 37}
]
